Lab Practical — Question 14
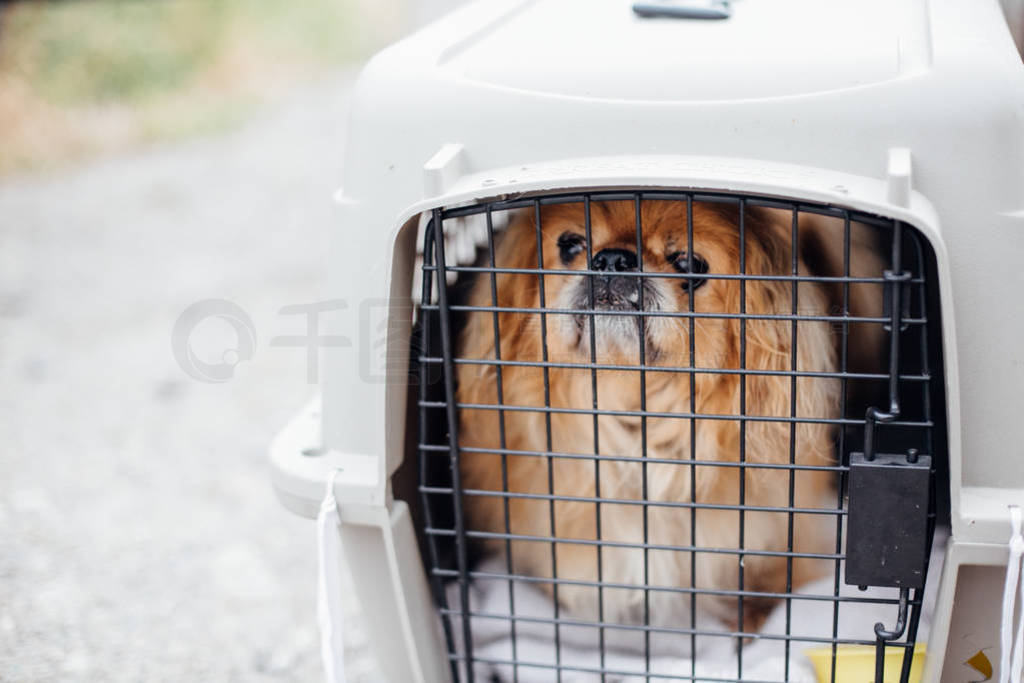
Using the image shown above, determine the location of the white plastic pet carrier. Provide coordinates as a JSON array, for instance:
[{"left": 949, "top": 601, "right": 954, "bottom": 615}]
[{"left": 271, "top": 1, "right": 1024, "bottom": 681}]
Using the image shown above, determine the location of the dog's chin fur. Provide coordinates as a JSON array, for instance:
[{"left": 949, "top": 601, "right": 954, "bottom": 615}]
[
  {"left": 454, "top": 200, "right": 880, "bottom": 633},
  {"left": 557, "top": 275, "right": 673, "bottom": 360}
]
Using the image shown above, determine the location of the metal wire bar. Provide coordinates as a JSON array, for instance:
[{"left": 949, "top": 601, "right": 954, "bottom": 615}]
[
  {"left": 897, "top": 233, "right": 939, "bottom": 682},
  {"left": 436, "top": 189, "right": 900, "bottom": 227},
  {"left": 737, "top": 198, "right": 748, "bottom": 677},
  {"left": 424, "top": 302, "right": 927, "bottom": 325},
  {"left": 437, "top": 608, "right": 913, "bottom": 647},
  {"left": 829, "top": 211, "right": 854, "bottom": 683},
  {"left": 428, "top": 262, "right": 909, "bottom": 282},
  {"left": 633, "top": 193, "right": 652, "bottom": 680},
  {"left": 581, "top": 195, "right": 607, "bottom": 681},
  {"left": 423, "top": 525, "right": 852, "bottom": 552},
  {"left": 432, "top": 211, "right": 476, "bottom": 682},
  {"left": 686, "top": 195, "right": 698, "bottom": 679},
  {"left": 421, "top": 487, "right": 844, "bottom": 514},
  {"left": 431, "top": 567, "right": 909, "bottom": 604},
  {"left": 421, "top": 355, "right": 931, "bottom": 382},
  {"left": 783, "top": 205, "right": 800, "bottom": 680},
  {"left": 533, "top": 199, "right": 563, "bottom": 681},
  {"left": 484, "top": 205, "right": 519, "bottom": 682},
  {"left": 420, "top": 443, "right": 854, "bottom": 471},
  {"left": 416, "top": 222, "right": 461, "bottom": 682},
  {"left": 863, "top": 222, "right": 909, "bottom": 463},
  {"left": 440, "top": 400, "right": 932, "bottom": 428},
  {"left": 912, "top": 235, "right": 935, "bottom": 460}
]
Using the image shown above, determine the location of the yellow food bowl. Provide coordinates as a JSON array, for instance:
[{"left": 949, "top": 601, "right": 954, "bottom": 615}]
[{"left": 804, "top": 644, "right": 926, "bottom": 683}]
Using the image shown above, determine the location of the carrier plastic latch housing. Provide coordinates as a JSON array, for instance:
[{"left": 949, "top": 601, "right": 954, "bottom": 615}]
[{"left": 845, "top": 450, "right": 932, "bottom": 588}]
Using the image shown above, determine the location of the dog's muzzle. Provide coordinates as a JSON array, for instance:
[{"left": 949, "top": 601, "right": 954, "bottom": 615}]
[
  {"left": 586, "top": 248, "right": 643, "bottom": 309},
  {"left": 561, "top": 247, "right": 667, "bottom": 353},
  {"left": 591, "top": 275, "right": 641, "bottom": 309}
]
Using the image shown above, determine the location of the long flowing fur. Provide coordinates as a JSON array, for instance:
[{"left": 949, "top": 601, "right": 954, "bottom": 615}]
[{"left": 454, "top": 200, "right": 870, "bottom": 633}]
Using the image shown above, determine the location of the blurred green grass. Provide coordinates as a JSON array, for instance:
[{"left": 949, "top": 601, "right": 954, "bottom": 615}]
[{"left": 0, "top": 0, "right": 398, "bottom": 174}]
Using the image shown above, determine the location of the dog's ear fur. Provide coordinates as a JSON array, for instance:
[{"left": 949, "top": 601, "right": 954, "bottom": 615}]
[
  {"left": 796, "top": 212, "right": 887, "bottom": 375},
  {"left": 457, "top": 207, "right": 544, "bottom": 372},
  {"left": 731, "top": 207, "right": 840, "bottom": 469}
]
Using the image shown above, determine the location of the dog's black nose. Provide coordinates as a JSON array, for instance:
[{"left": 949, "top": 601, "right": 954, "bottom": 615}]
[{"left": 592, "top": 248, "right": 638, "bottom": 272}]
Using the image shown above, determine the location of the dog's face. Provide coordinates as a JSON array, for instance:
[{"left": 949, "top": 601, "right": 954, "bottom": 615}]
[{"left": 533, "top": 200, "right": 780, "bottom": 366}]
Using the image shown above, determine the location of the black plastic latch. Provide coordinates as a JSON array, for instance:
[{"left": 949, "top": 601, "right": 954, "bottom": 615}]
[{"left": 845, "top": 450, "right": 932, "bottom": 588}]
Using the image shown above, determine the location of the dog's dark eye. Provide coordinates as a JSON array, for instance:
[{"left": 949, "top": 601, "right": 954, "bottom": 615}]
[
  {"left": 667, "top": 251, "right": 710, "bottom": 292},
  {"left": 556, "top": 231, "right": 586, "bottom": 264}
]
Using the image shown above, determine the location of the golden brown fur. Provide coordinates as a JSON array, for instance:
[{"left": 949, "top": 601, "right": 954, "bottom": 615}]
[{"left": 454, "top": 199, "right": 876, "bottom": 632}]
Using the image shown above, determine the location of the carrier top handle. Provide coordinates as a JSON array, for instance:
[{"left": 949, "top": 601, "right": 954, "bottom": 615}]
[{"left": 633, "top": 0, "right": 731, "bottom": 20}]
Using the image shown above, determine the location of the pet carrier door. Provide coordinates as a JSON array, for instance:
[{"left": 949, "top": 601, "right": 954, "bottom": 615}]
[{"left": 416, "top": 190, "right": 945, "bottom": 683}]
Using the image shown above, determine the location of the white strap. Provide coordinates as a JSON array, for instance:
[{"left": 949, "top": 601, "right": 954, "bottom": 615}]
[
  {"left": 1015, "top": 575, "right": 1024, "bottom": 683},
  {"left": 1000, "top": 505, "right": 1023, "bottom": 683},
  {"left": 317, "top": 469, "right": 346, "bottom": 683}
]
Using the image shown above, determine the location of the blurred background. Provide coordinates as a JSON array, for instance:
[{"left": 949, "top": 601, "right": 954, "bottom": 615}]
[
  {"left": 1, "top": 2, "right": 1022, "bottom": 682},
  {"left": 0, "top": 0, "right": 461, "bottom": 680}
]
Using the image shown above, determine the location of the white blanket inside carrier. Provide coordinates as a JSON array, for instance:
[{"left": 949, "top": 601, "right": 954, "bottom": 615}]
[{"left": 444, "top": 529, "right": 946, "bottom": 683}]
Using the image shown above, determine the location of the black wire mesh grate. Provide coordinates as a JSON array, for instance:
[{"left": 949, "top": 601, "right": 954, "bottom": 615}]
[{"left": 414, "top": 190, "right": 944, "bottom": 683}]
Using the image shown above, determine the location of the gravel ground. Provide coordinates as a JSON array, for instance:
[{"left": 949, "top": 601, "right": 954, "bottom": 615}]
[{"left": 0, "top": 72, "right": 383, "bottom": 682}]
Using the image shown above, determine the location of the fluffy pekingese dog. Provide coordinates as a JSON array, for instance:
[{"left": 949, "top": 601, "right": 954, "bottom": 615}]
[{"left": 454, "top": 199, "right": 880, "bottom": 635}]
